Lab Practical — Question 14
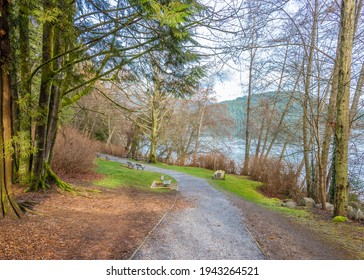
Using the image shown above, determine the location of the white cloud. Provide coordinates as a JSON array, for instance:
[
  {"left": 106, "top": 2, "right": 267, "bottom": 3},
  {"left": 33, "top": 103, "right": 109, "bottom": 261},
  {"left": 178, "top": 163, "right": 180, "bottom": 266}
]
[
  {"left": 213, "top": 67, "right": 250, "bottom": 102},
  {"left": 214, "top": 79, "right": 241, "bottom": 102}
]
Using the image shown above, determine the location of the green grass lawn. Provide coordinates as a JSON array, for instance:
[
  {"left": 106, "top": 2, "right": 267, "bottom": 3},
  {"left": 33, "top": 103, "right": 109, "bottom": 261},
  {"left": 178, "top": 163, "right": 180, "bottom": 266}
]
[{"left": 93, "top": 159, "right": 175, "bottom": 191}]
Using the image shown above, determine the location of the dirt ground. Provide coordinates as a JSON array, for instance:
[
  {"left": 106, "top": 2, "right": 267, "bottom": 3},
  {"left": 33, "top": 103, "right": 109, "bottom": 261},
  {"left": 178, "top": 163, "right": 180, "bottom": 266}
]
[
  {"left": 229, "top": 195, "right": 363, "bottom": 260},
  {"left": 0, "top": 174, "right": 362, "bottom": 260},
  {"left": 0, "top": 174, "right": 177, "bottom": 260}
]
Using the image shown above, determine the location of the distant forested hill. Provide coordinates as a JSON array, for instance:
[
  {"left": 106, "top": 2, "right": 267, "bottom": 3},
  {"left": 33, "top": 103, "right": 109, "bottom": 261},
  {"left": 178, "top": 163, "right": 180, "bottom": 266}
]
[{"left": 219, "top": 92, "right": 302, "bottom": 138}]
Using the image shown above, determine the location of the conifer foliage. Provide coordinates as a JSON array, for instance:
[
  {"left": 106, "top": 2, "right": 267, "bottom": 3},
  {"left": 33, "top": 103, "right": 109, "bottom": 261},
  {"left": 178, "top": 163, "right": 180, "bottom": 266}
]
[{"left": 0, "top": 0, "right": 203, "bottom": 217}]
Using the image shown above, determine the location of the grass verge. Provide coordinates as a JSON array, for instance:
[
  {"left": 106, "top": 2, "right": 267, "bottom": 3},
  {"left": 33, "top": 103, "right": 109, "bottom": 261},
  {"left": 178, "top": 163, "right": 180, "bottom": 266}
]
[{"left": 93, "top": 159, "right": 175, "bottom": 191}]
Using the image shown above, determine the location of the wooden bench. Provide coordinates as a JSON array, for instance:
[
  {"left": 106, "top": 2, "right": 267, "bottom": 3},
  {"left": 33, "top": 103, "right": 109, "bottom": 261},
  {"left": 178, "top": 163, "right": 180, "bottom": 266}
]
[
  {"left": 163, "top": 180, "right": 171, "bottom": 187},
  {"left": 160, "top": 175, "right": 171, "bottom": 187},
  {"left": 127, "top": 161, "right": 135, "bottom": 169},
  {"left": 136, "top": 163, "right": 145, "bottom": 171}
]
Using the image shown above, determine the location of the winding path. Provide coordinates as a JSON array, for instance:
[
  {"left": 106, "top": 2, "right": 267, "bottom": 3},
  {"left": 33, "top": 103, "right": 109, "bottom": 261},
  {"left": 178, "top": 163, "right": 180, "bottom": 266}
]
[{"left": 106, "top": 155, "right": 265, "bottom": 260}]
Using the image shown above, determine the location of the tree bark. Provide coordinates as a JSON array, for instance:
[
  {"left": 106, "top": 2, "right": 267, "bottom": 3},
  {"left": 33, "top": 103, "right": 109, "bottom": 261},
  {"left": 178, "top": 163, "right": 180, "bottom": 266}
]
[
  {"left": 302, "top": 0, "right": 318, "bottom": 201},
  {"left": 242, "top": 44, "right": 255, "bottom": 175},
  {"left": 321, "top": 45, "right": 340, "bottom": 207},
  {"left": 0, "top": 0, "right": 23, "bottom": 218},
  {"left": 17, "top": 0, "right": 33, "bottom": 185},
  {"left": 31, "top": 0, "right": 55, "bottom": 190},
  {"left": 44, "top": 19, "right": 66, "bottom": 164},
  {"left": 279, "top": 135, "right": 290, "bottom": 162},
  {"left": 148, "top": 67, "right": 161, "bottom": 163},
  {"left": 45, "top": 83, "right": 61, "bottom": 164},
  {"left": 253, "top": 107, "right": 266, "bottom": 166},
  {"left": 149, "top": 120, "right": 158, "bottom": 163},
  {"left": 333, "top": 0, "right": 356, "bottom": 217},
  {"left": 192, "top": 93, "right": 207, "bottom": 166}
]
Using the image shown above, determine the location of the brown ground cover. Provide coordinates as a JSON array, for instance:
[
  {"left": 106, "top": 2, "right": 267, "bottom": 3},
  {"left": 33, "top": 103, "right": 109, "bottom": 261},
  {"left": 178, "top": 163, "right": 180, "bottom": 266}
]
[
  {"left": 229, "top": 195, "right": 364, "bottom": 259},
  {"left": 0, "top": 174, "right": 177, "bottom": 260}
]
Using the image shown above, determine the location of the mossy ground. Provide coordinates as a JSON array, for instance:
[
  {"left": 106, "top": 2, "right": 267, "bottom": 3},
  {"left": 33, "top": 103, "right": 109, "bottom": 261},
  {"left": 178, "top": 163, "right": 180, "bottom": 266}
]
[{"left": 332, "top": 216, "right": 349, "bottom": 223}]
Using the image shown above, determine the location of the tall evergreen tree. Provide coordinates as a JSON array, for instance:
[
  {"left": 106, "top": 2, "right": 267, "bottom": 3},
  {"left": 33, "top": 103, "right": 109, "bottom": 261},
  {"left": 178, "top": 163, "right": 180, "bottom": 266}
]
[{"left": 0, "top": 0, "right": 23, "bottom": 218}]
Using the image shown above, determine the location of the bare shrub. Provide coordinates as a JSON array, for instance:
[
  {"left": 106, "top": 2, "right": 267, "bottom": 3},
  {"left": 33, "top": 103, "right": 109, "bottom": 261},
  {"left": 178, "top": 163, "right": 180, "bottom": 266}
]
[
  {"left": 52, "top": 127, "right": 100, "bottom": 174},
  {"left": 195, "top": 153, "right": 237, "bottom": 174},
  {"left": 99, "top": 143, "right": 126, "bottom": 158},
  {"left": 249, "top": 157, "right": 303, "bottom": 201}
]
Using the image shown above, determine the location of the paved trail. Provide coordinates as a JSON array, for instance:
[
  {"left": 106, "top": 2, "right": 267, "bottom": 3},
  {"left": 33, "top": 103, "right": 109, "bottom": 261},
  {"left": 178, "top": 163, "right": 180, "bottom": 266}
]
[{"left": 106, "top": 155, "right": 265, "bottom": 260}]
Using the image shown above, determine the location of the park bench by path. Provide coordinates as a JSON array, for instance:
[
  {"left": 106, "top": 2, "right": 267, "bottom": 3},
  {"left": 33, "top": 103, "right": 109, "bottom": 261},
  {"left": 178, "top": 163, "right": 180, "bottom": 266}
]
[
  {"left": 127, "top": 161, "right": 145, "bottom": 171},
  {"left": 127, "top": 161, "right": 135, "bottom": 169},
  {"left": 136, "top": 163, "right": 145, "bottom": 171},
  {"left": 163, "top": 179, "right": 171, "bottom": 187},
  {"left": 160, "top": 175, "right": 171, "bottom": 187}
]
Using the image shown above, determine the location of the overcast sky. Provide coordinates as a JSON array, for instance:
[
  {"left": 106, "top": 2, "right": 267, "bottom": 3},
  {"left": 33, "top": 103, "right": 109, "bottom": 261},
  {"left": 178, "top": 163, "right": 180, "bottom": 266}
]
[{"left": 213, "top": 73, "right": 243, "bottom": 102}]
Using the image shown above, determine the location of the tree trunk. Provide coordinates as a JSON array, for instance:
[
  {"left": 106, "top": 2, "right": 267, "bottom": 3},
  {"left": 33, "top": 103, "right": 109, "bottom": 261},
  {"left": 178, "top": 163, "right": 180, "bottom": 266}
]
[
  {"left": 242, "top": 47, "right": 255, "bottom": 175},
  {"left": 303, "top": 94, "right": 313, "bottom": 198},
  {"left": 45, "top": 83, "right": 61, "bottom": 163},
  {"left": 333, "top": 0, "right": 355, "bottom": 217},
  {"left": 253, "top": 111, "right": 265, "bottom": 166},
  {"left": 279, "top": 135, "right": 290, "bottom": 162},
  {"left": 149, "top": 80, "right": 159, "bottom": 163},
  {"left": 31, "top": 0, "right": 55, "bottom": 190},
  {"left": 9, "top": 8, "right": 20, "bottom": 182},
  {"left": 44, "top": 20, "right": 67, "bottom": 165},
  {"left": 350, "top": 62, "right": 364, "bottom": 125},
  {"left": 149, "top": 129, "right": 157, "bottom": 163},
  {"left": 0, "top": 0, "right": 23, "bottom": 218},
  {"left": 320, "top": 33, "right": 341, "bottom": 209},
  {"left": 303, "top": 0, "right": 318, "bottom": 201},
  {"left": 328, "top": 156, "right": 335, "bottom": 203},
  {"left": 192, "top": 97, "right": 206, "bottom": 166},
  {"left": 16, "top": 0, "right": 32, "bottom": 185}
]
